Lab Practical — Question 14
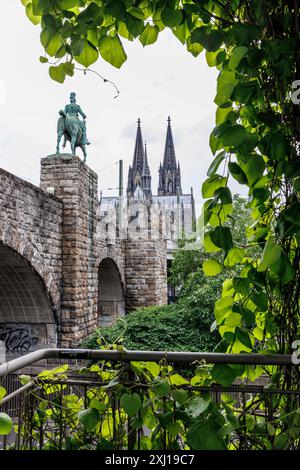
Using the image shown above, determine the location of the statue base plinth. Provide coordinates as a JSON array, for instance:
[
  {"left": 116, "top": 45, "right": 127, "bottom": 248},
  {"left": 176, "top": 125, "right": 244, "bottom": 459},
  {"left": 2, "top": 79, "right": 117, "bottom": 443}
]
[{"left": 47, "top": 153, "right": 75, "bottom": 159}]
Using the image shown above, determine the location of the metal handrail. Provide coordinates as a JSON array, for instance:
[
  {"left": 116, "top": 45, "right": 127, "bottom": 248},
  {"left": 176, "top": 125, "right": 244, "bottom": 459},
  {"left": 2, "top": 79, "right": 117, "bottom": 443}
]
[{"left": 0, "top": 348, "right": 296, "bottom": 378}]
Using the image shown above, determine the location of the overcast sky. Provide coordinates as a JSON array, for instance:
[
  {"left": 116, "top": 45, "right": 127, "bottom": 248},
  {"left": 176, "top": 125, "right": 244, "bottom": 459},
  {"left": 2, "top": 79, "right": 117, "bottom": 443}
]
[{"left": 0, "top": 0, "right": 238, "bottom": 211}]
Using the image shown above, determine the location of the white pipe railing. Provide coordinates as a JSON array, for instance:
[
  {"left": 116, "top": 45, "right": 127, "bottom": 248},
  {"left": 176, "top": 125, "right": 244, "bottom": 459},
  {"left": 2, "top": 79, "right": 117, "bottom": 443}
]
[{"left": 0, "top": 348, "right": 296, "bottom": 378}]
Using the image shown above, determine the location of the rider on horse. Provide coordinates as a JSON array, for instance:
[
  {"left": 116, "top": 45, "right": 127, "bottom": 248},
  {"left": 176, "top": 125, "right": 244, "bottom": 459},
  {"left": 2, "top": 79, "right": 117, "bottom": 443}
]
[{"left": 64, "top": 92, "right": 90, "bottom": 146}]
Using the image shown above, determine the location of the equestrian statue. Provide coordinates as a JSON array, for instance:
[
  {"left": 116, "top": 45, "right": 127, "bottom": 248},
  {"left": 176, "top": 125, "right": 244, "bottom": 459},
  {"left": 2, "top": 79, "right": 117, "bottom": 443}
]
[{"left": 56, "top": 92, "right": 90, "bottom": 162}]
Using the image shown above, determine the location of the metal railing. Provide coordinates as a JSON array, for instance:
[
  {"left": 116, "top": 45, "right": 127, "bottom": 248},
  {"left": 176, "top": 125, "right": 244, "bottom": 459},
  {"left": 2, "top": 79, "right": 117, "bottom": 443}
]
[{"left": 0, "top": 348, "right": 299, "bottom": 450}]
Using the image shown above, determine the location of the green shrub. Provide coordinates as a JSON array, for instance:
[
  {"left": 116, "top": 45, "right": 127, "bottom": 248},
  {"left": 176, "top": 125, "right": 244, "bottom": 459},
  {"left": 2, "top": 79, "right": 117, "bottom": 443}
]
[{"left": 83, "top": 302, "right": 219, "bottom": 352}]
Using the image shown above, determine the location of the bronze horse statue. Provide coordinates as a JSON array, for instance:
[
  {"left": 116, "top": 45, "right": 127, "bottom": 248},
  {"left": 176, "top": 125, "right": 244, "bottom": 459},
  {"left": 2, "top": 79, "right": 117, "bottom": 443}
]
[{"left": 56, "top": 110, "right": 87, "bottom": 162}]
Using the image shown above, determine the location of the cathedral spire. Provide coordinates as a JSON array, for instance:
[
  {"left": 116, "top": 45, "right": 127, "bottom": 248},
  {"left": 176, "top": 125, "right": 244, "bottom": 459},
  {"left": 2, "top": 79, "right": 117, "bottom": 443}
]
[
  {"left": 142, "top": 141, "right": 150, "bottom": 176},
  {"left": 141, "top": 141, "right": 152, "bottom": 199},
  {"left": 158, "top": 117, "right": 182, "bottom": 196},
  {"left": 132, "top": 117, "right": 144, "bottom": 174},
  {"left": 127, "top": 119, "right": 152, "bottom": 199},
  {"left": 163, "top": 116, "right": 177, "bottom": 170}
]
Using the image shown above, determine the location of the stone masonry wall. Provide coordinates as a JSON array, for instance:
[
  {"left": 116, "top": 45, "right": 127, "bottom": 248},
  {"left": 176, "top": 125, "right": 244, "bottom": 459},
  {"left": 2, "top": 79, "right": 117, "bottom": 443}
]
[
  {"left": 40, "top": 155, "right": 98, "bottom": 347},
  {"left": 0, "top": 167, "right": 63, "bottom": 312},
  {"left": 125, "top": 234, "right": 168, "bottom": 311}
]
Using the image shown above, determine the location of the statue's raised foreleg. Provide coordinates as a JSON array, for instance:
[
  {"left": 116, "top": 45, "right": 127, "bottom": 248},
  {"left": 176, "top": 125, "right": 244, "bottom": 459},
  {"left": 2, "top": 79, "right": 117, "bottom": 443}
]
[
  {"left": 81, "top": 144, "right": 87, "bottom": 163},
  {"left": 71, "top": 132, "right": 76, "bottom": 156},
  {"left": 62, "top": 134, "right": 67, "bottom": 149},
  {"left": 57, "top": 116, "right": 65, "bottom": 155},
  {"left": 56, "top": 130, "right": 63, "bottom": 154}
]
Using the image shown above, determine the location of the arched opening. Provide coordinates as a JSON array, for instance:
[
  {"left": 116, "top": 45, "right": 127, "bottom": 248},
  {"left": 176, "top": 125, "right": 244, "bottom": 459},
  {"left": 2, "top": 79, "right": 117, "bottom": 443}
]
[
  {"left": 0, "top": 243, "right": 57, "bottom": 357},
  {"left": 98, "top": 258, "right": 125, "bottom": 327}
]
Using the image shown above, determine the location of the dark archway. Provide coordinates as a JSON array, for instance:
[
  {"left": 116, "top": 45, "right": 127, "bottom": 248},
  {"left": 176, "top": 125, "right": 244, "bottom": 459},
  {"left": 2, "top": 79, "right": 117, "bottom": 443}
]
[
  {"left": 98, "top": 258, "right": 125, "bottom": 327},
  {"left": 0, "top": 243, "right": 57, "bottom": 357}
]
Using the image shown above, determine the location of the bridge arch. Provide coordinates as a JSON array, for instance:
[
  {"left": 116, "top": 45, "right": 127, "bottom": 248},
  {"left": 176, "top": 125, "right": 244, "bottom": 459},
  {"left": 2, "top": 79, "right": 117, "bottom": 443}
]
[
  {"left": 0, "top": 221, "right": 61, "bottom": 309},
  {"left": 98, "top": 257, "right": 125, "bottom": 327},
  {"left": 0, "top": 242, "right": 58, "bottom": 356}
]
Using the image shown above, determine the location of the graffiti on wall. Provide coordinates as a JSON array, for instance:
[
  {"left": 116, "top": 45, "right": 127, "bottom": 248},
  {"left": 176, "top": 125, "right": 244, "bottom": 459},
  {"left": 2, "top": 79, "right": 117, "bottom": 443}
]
[{"left": 0, "top": 325, "right": 39, "bottom": 353}]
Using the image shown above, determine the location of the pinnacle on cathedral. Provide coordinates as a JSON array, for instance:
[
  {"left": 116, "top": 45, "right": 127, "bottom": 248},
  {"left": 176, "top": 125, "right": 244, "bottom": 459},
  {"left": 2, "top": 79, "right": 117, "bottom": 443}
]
[
  {"left": 158, "top": 117, "right": 182, "bottom": 196},
  {"left": 127, "top": 119, "right": 152, "bottom": 199}
]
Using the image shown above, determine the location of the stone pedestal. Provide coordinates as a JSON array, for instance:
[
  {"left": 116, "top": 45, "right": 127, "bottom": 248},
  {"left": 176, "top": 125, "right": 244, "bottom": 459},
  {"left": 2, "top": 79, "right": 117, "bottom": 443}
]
[{"left": 40, "top": 155, "right": 98, "bottom": 347}]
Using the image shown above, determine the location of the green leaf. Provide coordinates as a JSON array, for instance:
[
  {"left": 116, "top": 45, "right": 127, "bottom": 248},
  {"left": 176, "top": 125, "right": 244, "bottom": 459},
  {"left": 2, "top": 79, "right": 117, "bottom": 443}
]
[
  {"left": 273, "top": 432, "right": 289, "bottom": 450},
  {"left": 161, "top": 8, "right": 183, "bottom": 27},
  {"left": 78, "top": 408, "right": 100, "bottom": 431},
  {"left": 172, "top": 21, "right": 189, "bottom": 45},
  {"left": 228, "top": 46, "right": 248, "bottom": 70},
  {"left": 284, "top": 203, "right": 300, "bottom": 226},
  {"left": 215, "top": 71, "right": 237, "bottom": 106},
  {"left": 203, "top": 259, "right": 222, "bottom": 276},
  {"left": 169, "top": 374, "right": 189, "bottom": 386},
  {"left": 186, "top": 37, "right": 203, "bottom": 57},
  {"left": 251, "top": 292, "right": 268, "bottom": 311},
  {"left": 214, "top": 187, "right": 232, "bottom": 204},
  {"left": 206, "top": 50, "right": 225, "bottom": 67},
  {"left": 57, "top": 0, "right": 78, "bottom": 8},
  {"left": 224, "top": 247, "right": 244, "bottom": 267},
  {"left": 213, "top": 124, "right": 247, "bottom": 147},
  {"left": 211, "top": 364, "right": 239, "bottom": 386},
  {"left": 75, "top": 39, "right": 98, "bottom": 67},
  {"left": 257, "top": 237, "right": 282, "bottom": 272},
  {"left": 139, "top": 24, "right": 159, "bottom": 47},
  {"left": 0, "top": 386, "right": 6, "bottom": 400},
  {"left": 49, "top": 62, "right": 74, "bottom": 83},
  {"left": 214, "top": 296, "right": 233, "bottom": 324},
  {"left": 99, "top": 35, "right": 127, "bottom": 68},
  {"left": 153, "top": 377, "right": 170, "bottom": 397},
  {"left": 231, "top": 23, "right": 261, "bottom": 46},
  {"left": 172, "top": 389, "right": 188, "bottom": 405},
  {"left": 191, "top": 27, "right": 223, "bottom": 52},
  {"left": 202, "top": 175, "right": 227, "bottom": 198},
  {"left": 207, "top": 151, "right": 226, "bottom": 177},
  {"left": 166, "top": 422, "right": 181, "bottom": 436},
  {"left": 232, "top": 277, "right": 250, "bottom": 295},
  {"left": 120, "top": 393, "right": 142, "bottom": 417},
  {"left": 125, "top": 13, "right": 144, "bottom": 37},
  {"left": 204, "top": 232, "right": 222, "bottom": 253},
  {"left": 32, "top": 0, "right": 51, "bottom": 16},
  {"left": 26, "top": 3, "right": 41, "bottom": 25},
  {"left": 210, "top": 226, "right": 233, "bottom": 251},
  {"left": 216, "top": 107, "right": 233, "bottom": 126},
  {"left": 41, "top": 25, "right": 63, "bottom": 56},
  {"left": 240, "top": 155, "right": 265, "bottom": 187},
  {"left": 232, "top": 81, "right": 258, "bottom": 105},
  {"left": 127, "top": 6, "right": 146, "bottom": 20},
  {"left": 228, "top": 162, "right": 248, "bottom": 185},
  {"left": 0, "top": 412, "right": 13, "bottom": 436},
  {"left": 188, "top": 397, "right": 210, "bottom": 417},
  {"left": 187, "top": 417, "right": 226, "bottom": 450},
  {"left": 236, "top": 327, "right": 253, "bottom": 349},
  {"left": 118, "top": 22, "right": 134, "bottom": 41}
]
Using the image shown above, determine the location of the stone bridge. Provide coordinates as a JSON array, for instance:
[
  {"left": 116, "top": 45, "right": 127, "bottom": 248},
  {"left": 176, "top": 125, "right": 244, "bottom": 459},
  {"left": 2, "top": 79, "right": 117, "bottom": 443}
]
[{"left": 0, "top": 155, "right": 167, "bottom": 355}]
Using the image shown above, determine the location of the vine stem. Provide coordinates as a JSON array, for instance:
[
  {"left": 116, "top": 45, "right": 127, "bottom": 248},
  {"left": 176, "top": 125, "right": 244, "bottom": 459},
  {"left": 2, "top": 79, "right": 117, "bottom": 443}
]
[{"left": 74, "top": 67, "right": 120, "bottom": 99}]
